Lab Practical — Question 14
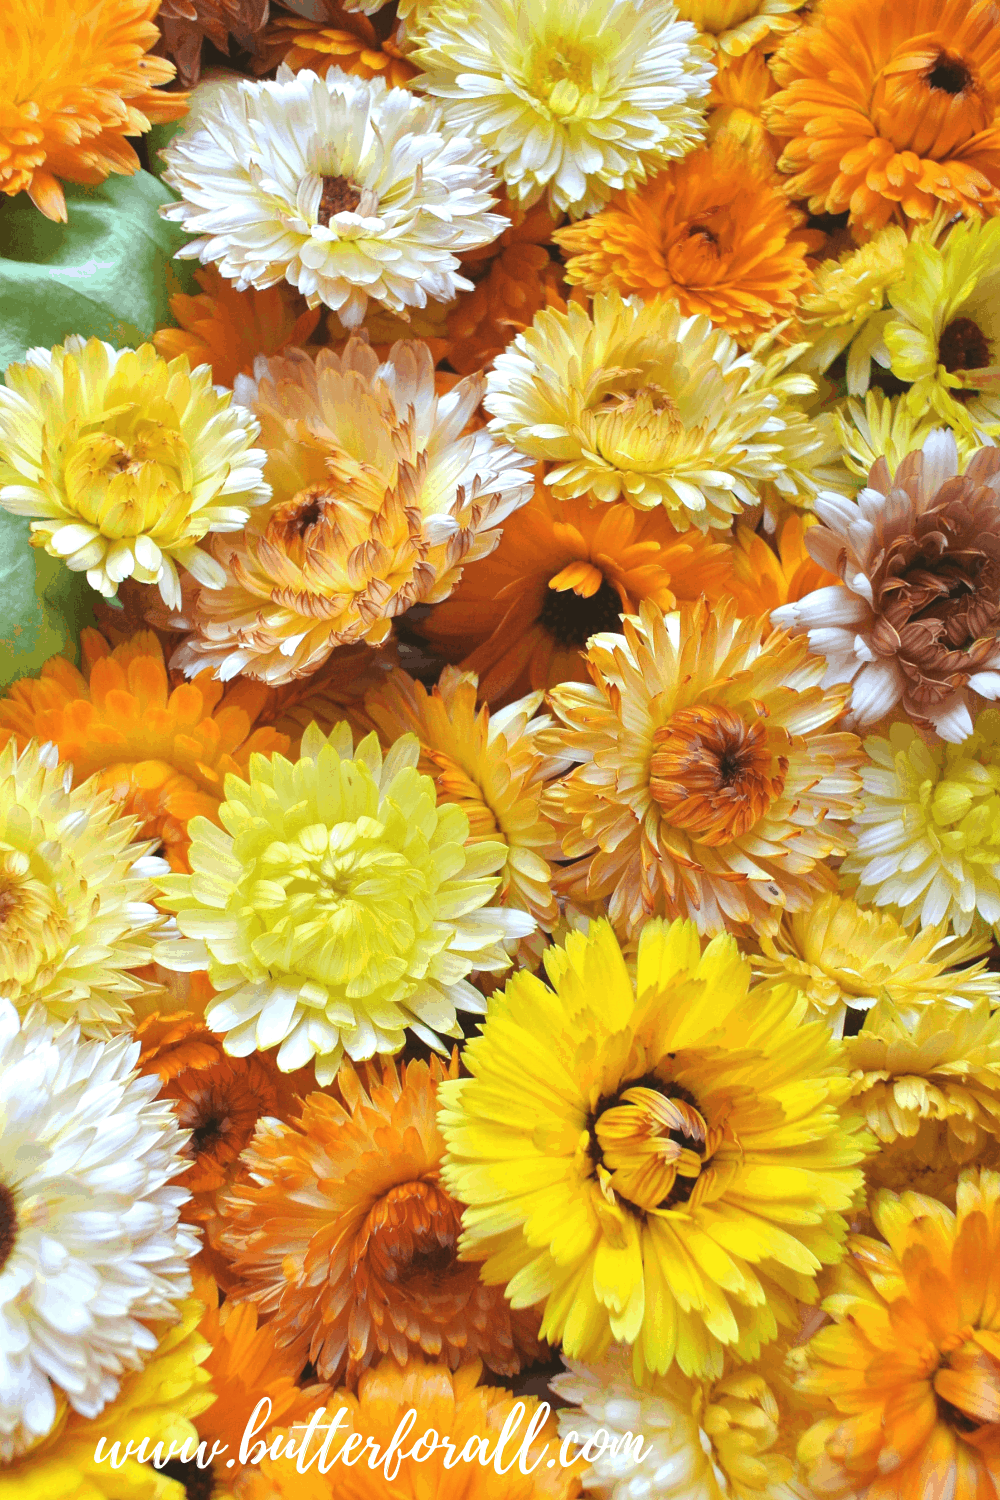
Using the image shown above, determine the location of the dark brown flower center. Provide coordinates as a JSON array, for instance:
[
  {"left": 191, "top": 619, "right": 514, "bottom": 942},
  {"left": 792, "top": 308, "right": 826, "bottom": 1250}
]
[
  {"left": 0, "top": 1182, "right": 17, "bottom": 1274},
  {"left": 936, "top": 1396, "right": 982, "bottom": 1433},
  {"left": 538, "top": 577, "right": 623, "bottom": 647},
  {"left": 188, "top": 1115, "right": 229, "bottom": 1156},
  {"left": 939, "top": 317, "right": 991, "bottom": 373},
  {"left": 928, "top": 53, "right": 973, "bottom": 95},
  {"left": 157, "top": 1459, "right": 216, "bottom": 1500},
  {"left": 318, "top": 174, "right": 362, "bottom": 226}
]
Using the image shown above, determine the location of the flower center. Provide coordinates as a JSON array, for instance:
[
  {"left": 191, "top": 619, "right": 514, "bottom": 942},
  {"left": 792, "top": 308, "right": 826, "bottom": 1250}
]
[
  {"left": 63, "top": 424, "right": 189, "bottom": 539},
  {"left": 538, "top": 576, "right": 623, "bottom": 647},
  {"left": 927, "top": 52, "right": 973, "bottom": 95},
  {"left": 354, "top": 1179, "right": 462, "bottom": 1284},
  {"left": 932, "top": 1332, "right": 1000, "bottom": 1433},
  {"left": 938, "top": 316, "right": 991, "bottom": 373},
  {"left": 156, "top": 1460, "right": 216, "bottom": 1500},
  {"left": 592, "top": 1081, "right": 714, "bottom": 1212},
  {"left": 530, "top": 41, "right": 594, "bottom": 114},
  {"left": 649, "top": 705, "right": 789, "bottom": 845},
  {"left": 318, "top": 174, "right": 362, "bottom": 225},
  {"left": 0, "top": 848, "right": 69, "bottom": 987},
  {"left": 264, "top": 487, "right": 337, "bottom": 568},
  {"left": 0, "top": 1181, "right": 17, "bottom": 1274}
]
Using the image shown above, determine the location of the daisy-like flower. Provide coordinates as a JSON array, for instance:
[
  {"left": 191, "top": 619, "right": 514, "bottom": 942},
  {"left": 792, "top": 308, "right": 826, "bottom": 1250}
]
[
  {"left": 0, "top": 739, "right": 165, "bottom": 1035},
  {"left": 0, "top": 338, "right": 269, "bottom": 611},
  {"left": 0, "top": 999, "right": 200, "bottom": 1458},
  {"left": 753, "top": 895, "right": 1000, "bottom": 1035},
  {"left": 794, "top": 1169, "right": 1000, "bottom": 1499},
  {"left": 766, "top": 0, "right": 1000, "bottom": 233},
  {"left": 218, "top": 1056, "right": 542, "bottom": 1384},
  {"left": 846, "top": 1000, "right": 1000, "bottom": 1201},
  {"left": 0, "top": 0, "right": 187, "bottom": 223},
  {"left": 843, "top": 713, "right": 1000, "bottom": 934},
  {"left": 674, "top": 0, "right": 804, "bottom": 57},
  {"left": 553, "top": 1343, "right": 811, "bottom": 1500},
  {"left": 440, "top": 918, "right": 868, "bottom": 1380},
  {"left": 706, "top": 52, "right": 780, "bottom": 166},
  {"left": 796, "top": 224, "right": 911, "bottom": 392},
  {"left": 773, "top": 432, "right": 1000, "bottom": 741},
  {"left": 883, "top": 216, "right": 1000, "bottom": 439},
  {"left": 725, "top": 514, "right": 837, "bottom": 628},
  {"left": 166, "top": 341, "right": 533, "bottom": 685},
  {"left": 484, "top": 293, "right": 821, "bottom": 532},
  {"left": 447, "top": 242, "right": 573, "bottom": 378},
  {"left": 154, "top": 266, "right": 322, "bottom": 390},
  {"left": 410, "top": 0, "right": 712, "bottom": 220},
  {"left": 135, "top": 1008, "right": 224, "bottom": 1082},
  {"left": 158, "top": 0, "right": 268, "bottom": 86},
  {"left": 362, "top": 666, "right": 560, "bottom": 932},
  {"left": 417, "top": 479, "right": 733, "bottom": 703},
  {"left": 155, "top": 722, "right": 530, "bottom": 1081},
  {"left": 253, "top": 8, "right": 417, "bottom": 89},
  {"left": 553, "top": 141, "right": 815, "bottom": 347},
  {"left": 243, "top": 1357, "right": 581, "bottom": 1500},
  {"left": 0, "top": 630, "right": 290, "bottom": 874},
  {"left": 0, "top": 1297, "right": 212, "bottom": 1500},
  {"left": 160, "top": 65, "right": 505, "bottom": 324},
  {"left": 832, "top": 391, "right": 969, "bottom": 485},
  {"left": 544, "top": 599, "right": 861, "bottom": 940}
]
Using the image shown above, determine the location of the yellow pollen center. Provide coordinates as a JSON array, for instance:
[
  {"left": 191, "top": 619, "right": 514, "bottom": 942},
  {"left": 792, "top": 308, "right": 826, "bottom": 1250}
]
[
  {"left": 593, "top": 1085, "right": 713, "bottom": 1211},
  {"left": 530, "top": 41, "right": 594, "bottom": 115}
]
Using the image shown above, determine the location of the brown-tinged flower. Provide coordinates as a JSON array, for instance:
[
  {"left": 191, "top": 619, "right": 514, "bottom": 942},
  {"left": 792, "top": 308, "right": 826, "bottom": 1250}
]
[
  {"left": 157, "top": 0, "right": 268, "bottom": 85},
  {"left": 543, "top": 598, "right": 862, "bottom": 939},
  {"left": 766, "top": 0, "right": 1000, "bottom": 233},
  {"left": 773, "top": 430, "right": 1000, "bottom": 741},
  {"left": 554, "top": 140, "right": 817, "bottom": 346},
  {"left": 252, "top": 3, "right": 417, "bottom": 88},
  {"left": 418, "top": 478, "right": 733, "bottom": 704},
  {"left": 154, "top": 266, "right": 321, "bottom": 389},
  {"left": 216, "top": 1055, "right": 543, "bottom": 1386},
  {"left": 0, "top": 629, "right": 289, "bottom": 872},
  {"left": 362, "top": 665, "right": 560, "bottom": 931},
  {"left": 166, "top": 340, "right": 533, "bottom": 685}
]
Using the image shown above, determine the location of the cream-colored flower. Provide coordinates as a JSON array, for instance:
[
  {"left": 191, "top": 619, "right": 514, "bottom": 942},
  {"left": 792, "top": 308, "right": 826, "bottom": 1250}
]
[
  {"left": 0, "top": 338, "right": 268, "bottom": 609},
  {"left": 165, "top": 340, "right": 532, "bottom": 685},
  {"left": 155, "top": 722, "right": 532, "bottom": 1082},
  {"left": 161, "top": 65, "right": 505, "bottom": 324},
  {"left": 411, "top": 0, "right": 713, "bottom": 219},
  {"left": 485, "top": 292, "right": 821, "bottom": 533}
]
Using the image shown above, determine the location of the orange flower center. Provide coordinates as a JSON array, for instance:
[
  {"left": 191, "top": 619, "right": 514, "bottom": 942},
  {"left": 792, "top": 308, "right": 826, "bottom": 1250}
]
[
  {"left": 264, "top": 487, "right": 337, "bottom": 566},
  {"left": 666, "top": 221, "right": 725, "bottom": 286},
  {"left": 318, "top": 174, "right": 362, "bottom": 225},
  {"left": 0, "top": 1181, "right": 17, "bottom": 1275},
  {"left": 939, "top": 316, "right": 992, "bottom": 373},
  {"left": 169, "top": 1061, "right": 280, "bottom": 1193},
  {"left": 649, "top": 704, "right": 789, "bottom": 844},
  {"left": 592, "top": 1080, "right": 718, "bottom": 1212},
  {"left": 870, "top": 42, "right": 992, "bottom": 156},
  {"left": 353, "top": 1179, "right": 462, "bottom": 1286},
  {"left": 932, "top": 1330, "right": 1000, "bottom": 1432}
]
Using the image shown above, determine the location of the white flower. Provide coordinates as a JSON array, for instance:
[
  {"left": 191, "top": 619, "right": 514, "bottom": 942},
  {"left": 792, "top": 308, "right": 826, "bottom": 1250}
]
[
  {"left": 553, "top": 1347, "right": 810, "bottom": 1500},
  {"left": 160, "top": 66, "right": 506, "bottom": 324},
  {"left": 0, "top": 1000, "right": 198, "bottom": 1459},
  {"left": 411, "top": 0, "right": 713, "bottom": 219}
]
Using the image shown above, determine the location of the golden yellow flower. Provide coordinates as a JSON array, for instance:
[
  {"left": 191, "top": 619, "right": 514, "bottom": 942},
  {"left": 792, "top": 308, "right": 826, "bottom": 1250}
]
[
  {"left": 0, "top": 0, "right": 187, "bottom": 222},
  {"left": 725, "top": 513, "right": 837, "bottom": 627},
  {"left": 168, "top": 340, "right": 532, "bottom": 684},
  {"left": 554, "top": 140, "right": 816, "bottom": 346},
  {"left": 753, "top": 894, "right": 1000, "bottom": 1034},
  {"left": 0, "top": 338, "right": 269, "bottom": 610},
  {"left": 832, "top": 390, "right": 970, "bottom": 483},
  {"left": 362, "top": 666, "right": 559, "bottom": 931},
  {"left": 0, "top": 629, "right": 290, "bottom": 873},
  {"left": 674, "top": 0, "right": 805, "bottom": 57},
  {"left": 544, "top": 599, "right": 861, "bottom": 939},
  {"left": 155, "top": 722, "right": 530, "bottom": 1082},
  {"left": 439, "top": 917, "right": 869, "bottom": 1380},
  {"left": 706, "top": 51, "right": 781, "bottom": 166},
  {"left": 797, "top": 224, "right": 911, "bottom": 391},
  {"left": 794, "top": 1170, "right": 1000, "bottom": 1499}
]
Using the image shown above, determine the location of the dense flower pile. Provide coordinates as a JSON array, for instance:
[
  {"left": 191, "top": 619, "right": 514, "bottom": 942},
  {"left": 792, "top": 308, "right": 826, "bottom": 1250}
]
[{"left": 5, "top": 1, "right": 1000, "bottom": 1497}]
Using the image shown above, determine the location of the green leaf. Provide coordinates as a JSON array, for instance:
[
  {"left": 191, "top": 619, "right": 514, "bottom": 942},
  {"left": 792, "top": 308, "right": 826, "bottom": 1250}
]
[{"left": 0, "top": 513, "right": 97, "bottom": 688}]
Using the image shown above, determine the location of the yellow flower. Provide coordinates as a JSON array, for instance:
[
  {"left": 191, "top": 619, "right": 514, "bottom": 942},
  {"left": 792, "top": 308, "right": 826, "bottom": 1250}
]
[
  {"left": 362, "top": 666, "right": 560, "bottom": 932},
  {"left": 0, "top": 338, "right": 269, "bottom": 610},
  {"left": 753, "top": 894, "right": 1000, "bottom": 1034},
  {"left": 155, "top": 722, "right": 531, "bottom": 1083},
  {"left": 0, "top": 1297, "right": 213, "bottom": 1500},
  {"left": 0, "top": 739, "right": 164, "bottom": 1035},
  {"left": 439, "top": 917, "right": 869, "bottom": 1381},
  {"left": 884, "top": 215, "right": 1000, "bottom": 439},
  {"left": 543, "top": 599, "right": 861, "bottom": 940},
  {"left": 706, "top": 51, "right": 781, "bottom": 166},
  {"left": 485, "top": 292, "right": 824, "bottom": 532},
  {"left": 0, "top": 0, "right": 187, "bottom": 223},
  {"left": 674, "top": 0, "right": 805, "bottom": 56},
  {"left": 794, "top": 1170, "right": 1000, "bottom": 1500},
  {"left": 832, "top": 390, "right": 970, "bottom": 483},
  {"left": 797, "top": 225, "right": 911, "bottom": 391}
]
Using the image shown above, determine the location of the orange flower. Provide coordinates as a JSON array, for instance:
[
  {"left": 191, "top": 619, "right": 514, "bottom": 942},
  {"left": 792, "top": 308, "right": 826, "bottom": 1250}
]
[
  {"left": 726, "top": 514, "right": 839, "bottom": 625},
  {"left": 253, "top": 7, "right": 417, "bottom": 89},
  {"left": 0, "top": 0, "right": 187, "bottom": 222},
  {"left": 134, "top": 1008, "right": 223, "bottom": 1082},
  {"left": 447, "top": 242, "right": 573, "bottom": 375},
  {"left": 216, "top": 1055, "right": 542, "bottom": 1386},
  {"left": 0, "top": 629, "right": 289, "bottom": 871},
  {"left": 154, "top": 266, "right": 321, "bottom": 389},
  {"left": 707, "top": 51, "right": 781, "bottom": 167},
  {"left": 418, "top": 480, "right": 733, "bottom": 704},
  {"left": 796, "top": 1169, "right": 1000, "bottom": 1499},
  {"left": 766, "top": 0, "right": 1000, "bottom": 232},
  {"left": 554, "top": 140, "right": 816, "bottom": 345}
]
